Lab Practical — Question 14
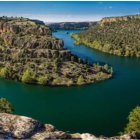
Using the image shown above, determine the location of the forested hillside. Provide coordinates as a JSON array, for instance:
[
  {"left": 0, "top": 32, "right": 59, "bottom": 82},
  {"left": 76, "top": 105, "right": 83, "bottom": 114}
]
[{"left": 72, "top": 15, "right": 140, "bottom": 57}]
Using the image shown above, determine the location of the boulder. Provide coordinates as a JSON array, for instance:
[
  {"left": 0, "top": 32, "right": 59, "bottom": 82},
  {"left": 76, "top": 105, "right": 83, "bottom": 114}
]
[{"left": 0, "top": 113, "right": 43, "bottom": 139}]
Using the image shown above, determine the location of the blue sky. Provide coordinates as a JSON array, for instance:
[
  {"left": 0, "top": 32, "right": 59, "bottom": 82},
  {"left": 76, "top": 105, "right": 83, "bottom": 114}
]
[{"left": 0, "top": 1, "right": 140, "bottom": 22}]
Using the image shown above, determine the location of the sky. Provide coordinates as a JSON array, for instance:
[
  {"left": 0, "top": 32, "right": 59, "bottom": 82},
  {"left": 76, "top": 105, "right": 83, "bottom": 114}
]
[{"left": 0, "top": 1, "right": 140, "bottom": 22}]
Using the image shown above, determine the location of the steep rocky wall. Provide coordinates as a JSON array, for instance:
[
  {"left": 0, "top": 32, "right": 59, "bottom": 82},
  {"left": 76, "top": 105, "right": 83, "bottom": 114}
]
[
  {"left": 99, "top": 14, "right": 140, "bottom": 26},
  {"left": 0, "top": 17, "right": 72, "bottom": 62},
  {"left": 0, "top": 21, "right": 51, "bottom": 35}
]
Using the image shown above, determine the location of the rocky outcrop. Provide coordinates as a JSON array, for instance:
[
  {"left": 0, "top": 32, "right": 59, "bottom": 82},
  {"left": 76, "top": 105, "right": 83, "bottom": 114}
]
[
  {"left": 99, "top": 14, "right": 140, "bottom": 26},
  {"left": 0, "top": 113, "right": 139, "bottom": 140},
  {"left": 0, "top": 113, "right": 90, "bottom": 139},
  {"left": 0, "top": 113, "right": 43, "bottom": 139},
  {"left": 0, "top": 20, "right": 51, "bottom": 35}
]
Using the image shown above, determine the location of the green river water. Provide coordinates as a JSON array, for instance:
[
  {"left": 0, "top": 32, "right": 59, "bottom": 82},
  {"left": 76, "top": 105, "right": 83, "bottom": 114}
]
[{"left": 0, "top": 30, "right": 140, "bottom": 136}]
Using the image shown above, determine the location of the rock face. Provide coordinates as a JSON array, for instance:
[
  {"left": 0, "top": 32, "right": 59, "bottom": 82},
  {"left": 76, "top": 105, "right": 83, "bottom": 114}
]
[
  {"left": 0, "top": 16, "right": 112, "bottom": 86},
  {"left": 0, "top": 17, "right": 50, "bottom": 35},
  {"left": 0, "top": 113, "right": 139, "bottom": 140},
  {"left": 99, "top": 14, "right": 140, "bottom": 26},
  {"left": 0, "top": 113, "right": 43, "bottom": 139},
  {"left": 0, "top": 113, "right": 86, "bottom": 139}
]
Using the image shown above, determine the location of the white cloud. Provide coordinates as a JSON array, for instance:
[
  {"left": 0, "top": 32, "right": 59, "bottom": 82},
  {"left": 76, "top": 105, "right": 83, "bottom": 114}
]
[
  {"left": 0, "top": 13, "right": 117, "bottom": 22},
  {"left": 109, "top": 6, "right": 113, "bottom": 9},
  {"left": 0, "top": 13, "right": 106, "bottom": 22}
]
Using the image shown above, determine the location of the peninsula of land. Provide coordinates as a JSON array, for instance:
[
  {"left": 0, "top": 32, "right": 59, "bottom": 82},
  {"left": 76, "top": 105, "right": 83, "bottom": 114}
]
[{"left": 0, "top": 17, "right": 112, "bottom": 86}]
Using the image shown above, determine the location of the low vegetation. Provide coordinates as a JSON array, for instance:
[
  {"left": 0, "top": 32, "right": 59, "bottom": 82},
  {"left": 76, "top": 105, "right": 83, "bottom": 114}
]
[
  {"left": 0, "top": 98, "right": 14, "bottom": 114},
  {"left": 21, "top": 69, "right": 35, "bottom": 84},
  {"left": 124, "top": 106, "right": 140, "bottom": 134}
]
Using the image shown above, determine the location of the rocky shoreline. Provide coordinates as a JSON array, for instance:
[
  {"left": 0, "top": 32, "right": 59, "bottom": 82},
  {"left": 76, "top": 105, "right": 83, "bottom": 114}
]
[{"left": 0, "top": 113, "right": 139, "bottom": 140}]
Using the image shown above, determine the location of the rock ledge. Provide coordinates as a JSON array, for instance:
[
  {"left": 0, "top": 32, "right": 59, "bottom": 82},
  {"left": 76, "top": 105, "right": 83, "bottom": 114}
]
[{"left": 0, "top": 113, "right": 138, "bottom": 139}]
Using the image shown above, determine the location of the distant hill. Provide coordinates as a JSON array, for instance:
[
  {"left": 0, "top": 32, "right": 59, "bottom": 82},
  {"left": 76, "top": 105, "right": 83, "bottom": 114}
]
[
  {"left": 31, "top": 19, "right": 45, "bottom": 25},
  {"left": 47, "top": 22, "right": 97, "bottom": 30},
  {"left": 72, "top": 14, "right": 140, "bottom": 57}
]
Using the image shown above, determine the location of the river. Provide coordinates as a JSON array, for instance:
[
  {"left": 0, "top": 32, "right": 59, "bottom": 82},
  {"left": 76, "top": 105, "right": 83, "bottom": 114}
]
[{"left": 0, "top": 30, "right": 140, "bottom": 137}]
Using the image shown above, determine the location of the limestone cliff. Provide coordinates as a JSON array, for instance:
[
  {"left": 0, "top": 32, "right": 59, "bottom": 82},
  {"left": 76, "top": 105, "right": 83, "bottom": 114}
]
[
  {"left": 0, "top": 113, "right": 139, "bottom": 140},
  {"left": 99, "top": 14, "right": 140, "bottom": 26}
]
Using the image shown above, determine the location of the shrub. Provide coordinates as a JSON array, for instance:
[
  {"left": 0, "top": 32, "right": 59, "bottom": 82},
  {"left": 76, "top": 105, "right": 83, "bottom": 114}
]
[
  {"left": 124, "top": 106, "right": 140, "bottom": 134},
  {"left": 77, "top": 75, "right": 84, "bottom": 85},
  {"left": 38, "top": 75, "right": 50, "bottom": 85},
  {"left": 21, "top": 69, "right": 33, "bottom": 83},
  {"left": 0, "top": 67, "right": 10, "bottom": 78},
  {"left": 103, "top": 64, "right": 109, "bottom": 71},
  {"left": 52, "top": 78, "right": 61, "bottom": 85},
  {"left": 0, "top": 98, "right": 14, "bottom": 113}
]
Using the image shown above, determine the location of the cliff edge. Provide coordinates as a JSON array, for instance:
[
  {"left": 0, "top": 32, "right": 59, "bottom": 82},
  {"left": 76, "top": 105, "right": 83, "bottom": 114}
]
[{"left": 0, "top": 113, "right": 139, "bottom": 140}]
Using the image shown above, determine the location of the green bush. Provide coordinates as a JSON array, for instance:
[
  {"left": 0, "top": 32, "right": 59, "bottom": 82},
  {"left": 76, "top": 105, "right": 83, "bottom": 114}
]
[
  {"left": 0, "top": 98, "right": 14, "bottom": 113},
  {"left": 77, "top": 75, "right": 84, "bottom": 85},
  {"left": 124, "top": 106, "right": 140, "bottom": 134},
  {"left": 103, "top": 64, "right": 113, "bottom": 74},
  {"left": 0, "top": 67, "right": 10, "bottom": 78},
  {"left": 38, "top": 75, "right": 50, "bottom": 85},
  {"left": 21, "top": 69, "right": 33, "bottom": 83},
  {"left": 103, "top": 64, "right": 109, "bottom": 71}
]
